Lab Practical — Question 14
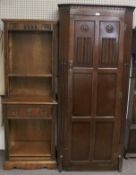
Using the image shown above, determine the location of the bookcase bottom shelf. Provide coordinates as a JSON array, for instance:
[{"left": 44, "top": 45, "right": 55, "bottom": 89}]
[
  {"left": 9, "top": 141, "right": 52, "bottom": 157},
  {"left": 4, "top": 160, "right": 57, "bottom": 170},
  {"left": 5, "top": 141, "right": 56, "bottom": 170}
]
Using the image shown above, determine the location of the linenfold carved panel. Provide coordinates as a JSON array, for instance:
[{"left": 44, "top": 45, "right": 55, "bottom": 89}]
[
  {"left": 101, "top": 38, "right": 117, "bottom": 66},
  {"left": 99, "top": 21, "right": 119, "bottom": 67},
  {"left": 74, "top": 21, "right": 95, "bottom": 67},
  {"left": 76, "top": 37, "right": 92, "bottom": 66}
]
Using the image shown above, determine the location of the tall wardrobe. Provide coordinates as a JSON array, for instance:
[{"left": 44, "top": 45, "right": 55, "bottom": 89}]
[{"left": 58, "top": 4, "right": 134, "bottom": 170}]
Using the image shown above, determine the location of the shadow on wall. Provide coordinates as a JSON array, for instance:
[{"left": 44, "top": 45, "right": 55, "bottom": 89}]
[
  {"left": 0, "top": 28, "right": 5, "bottom": 150},
  {"left": 0, "top": 30, "right": 5, "bottom": 96}
]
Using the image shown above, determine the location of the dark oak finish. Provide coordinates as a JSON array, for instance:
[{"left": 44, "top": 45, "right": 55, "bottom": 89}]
[
  {"left": 2, "top": 20, "right": 58, "bottom": 169},
  {"left": 58, "top": 4, "right": 134, "bottom": 170}
]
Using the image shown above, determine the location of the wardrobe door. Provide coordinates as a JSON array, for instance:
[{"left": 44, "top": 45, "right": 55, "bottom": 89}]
[
  {"left": 67, "top": 17, "right": 96, "bottom": 165},
  {"left": 93, "top": 18, "right": 125, "bottom": 164},
  {"left": 67, "top": 16, "right": 125, "bottom": 168}
]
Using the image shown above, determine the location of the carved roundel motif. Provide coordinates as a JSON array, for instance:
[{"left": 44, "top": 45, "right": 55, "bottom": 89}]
[
  {"left": 80, "top": 24, "right": 89, "bottom": 32},
  {"left": 106, "top": 24, "right": 114, "bottom": 33}
]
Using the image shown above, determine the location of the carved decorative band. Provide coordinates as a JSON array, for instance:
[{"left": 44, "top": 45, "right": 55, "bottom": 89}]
[
  {"left": 24, "top": 25, "right": 37, "bottom": 30},
  {"left": 43, "top": 24, "right": 51, "bottom": 30},
  {"left": 7, "top": 23, "right": 52, "bottom": 31},
  {"left": 11, "top": 23, "right": 17, "bottom": 29}
]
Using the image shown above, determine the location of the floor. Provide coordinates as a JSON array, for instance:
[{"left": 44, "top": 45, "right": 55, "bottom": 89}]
[{"left": 0, "top": 151, "right": 136, "bottom": 175}]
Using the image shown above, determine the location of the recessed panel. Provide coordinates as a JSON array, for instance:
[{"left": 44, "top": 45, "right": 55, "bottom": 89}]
[
  {"left": 74, "top": 21, "right": 95, "bottom": 67},
  {"left": 72, "top": 72, "right": 92, "bottom": 116},
  {"left": 71, "top": 121, "right": 91, "bottom": 161},
  {"left": 96, "top": 73, "right": 116, "bottom": 116},
  {"left": 93, "top": 121, "right": 114, "bottom": 161}
]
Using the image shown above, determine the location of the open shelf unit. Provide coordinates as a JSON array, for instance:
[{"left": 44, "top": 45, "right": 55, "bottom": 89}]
[
  {"left": 2, "top": 20, "right": 57, "bottom": 169},
  {"left": 8, "top": 119, "right": 52, "bottom": 158}
]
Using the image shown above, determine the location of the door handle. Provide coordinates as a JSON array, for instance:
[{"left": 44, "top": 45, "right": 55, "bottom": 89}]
[{"left": 68, "top": 60, "right": 73, "bottom": 70}]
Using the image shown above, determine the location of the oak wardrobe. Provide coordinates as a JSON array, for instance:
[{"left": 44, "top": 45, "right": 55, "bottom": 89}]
[{"left": 58, "top": 4, "right": 134, "bottom": 170}]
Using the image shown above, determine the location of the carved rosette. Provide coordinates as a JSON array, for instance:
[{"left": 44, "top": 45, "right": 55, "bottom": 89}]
[{"left": 106, "top": 24, "right": 114, "bottom": 33}]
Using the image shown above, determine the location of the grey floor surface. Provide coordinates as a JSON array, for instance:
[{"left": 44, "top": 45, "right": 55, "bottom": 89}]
[{"left": 0, "top": 151, "right": 136, "bottom": 175}]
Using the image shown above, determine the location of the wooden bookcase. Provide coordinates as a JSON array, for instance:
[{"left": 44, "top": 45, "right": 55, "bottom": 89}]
[{"left": 2, "top": 20, "right": 58, "bottom": 169}]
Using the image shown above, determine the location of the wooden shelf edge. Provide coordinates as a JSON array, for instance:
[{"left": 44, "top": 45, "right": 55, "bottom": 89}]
[
  {"left": 8, "top": 117, "right": 52, "bottom": 120},
  {"left": 2, "top": 96, "right": 58, "bottom": 105},
  {"left": 9, "top": 157, "right": 52, "bottom": 161},
  {"left": 8, "top": 74, "right": 53, "bottom": 77},
  {"left": 2, "top": 100, "right": 58, "bottom": 105},
  {"left": 4, "top": 160, "right": 57, "bottom": 170},
  {"left": 3, "top": 102, "right": 58, "bottom": 105},
  {"left": 10, "top": 153, "right": 51, "bottom": 157}
]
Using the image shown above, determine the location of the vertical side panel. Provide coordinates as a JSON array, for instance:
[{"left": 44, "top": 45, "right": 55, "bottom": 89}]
[{"left": 58, "top": 8, "right": 69, "bottom": 168}]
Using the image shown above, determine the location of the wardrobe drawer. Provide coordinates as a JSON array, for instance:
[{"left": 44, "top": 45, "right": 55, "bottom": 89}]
[{"left": 6, "top": 105, "right": 53, "bottom": 118}]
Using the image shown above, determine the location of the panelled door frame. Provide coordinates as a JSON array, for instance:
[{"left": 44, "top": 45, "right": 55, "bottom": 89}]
[{"left": 66, "top": 15, "right": 125, "bottom": 166}]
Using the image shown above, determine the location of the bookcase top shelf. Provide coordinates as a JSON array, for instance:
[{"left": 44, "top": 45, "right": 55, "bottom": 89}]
[{"left": 8, "top": 74, "right": 53, "bottom": 78}]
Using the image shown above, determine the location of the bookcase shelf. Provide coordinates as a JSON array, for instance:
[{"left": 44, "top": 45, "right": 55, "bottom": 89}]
[
  {"left": 8, "top": 31, "right": 53, "bottom": 75},
  {"left": 10, "top": 141, "right": 51, "bottom": 157},
  {"left": 9, "top": 77, "right": 53, "bottom": 96},
  {"left": 2, "top": 96, "right": 57, "bottom": 104},
  {"left": 8, "top": 74, "right": 53, "bottom": 77}
]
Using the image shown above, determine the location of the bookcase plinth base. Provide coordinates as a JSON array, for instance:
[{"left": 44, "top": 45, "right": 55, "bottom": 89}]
[{"left": 4, "top": 160, "right": 57, "bottom": 170}]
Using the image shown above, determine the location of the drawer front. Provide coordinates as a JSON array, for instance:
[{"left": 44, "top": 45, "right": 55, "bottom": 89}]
[{"left": 6, "top": 105, "right": 53, "bottom": 118}]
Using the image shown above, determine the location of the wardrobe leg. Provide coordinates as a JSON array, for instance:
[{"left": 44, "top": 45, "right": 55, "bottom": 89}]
[{"left": 118, "top": 155, "right": 123, "bottom": 172}]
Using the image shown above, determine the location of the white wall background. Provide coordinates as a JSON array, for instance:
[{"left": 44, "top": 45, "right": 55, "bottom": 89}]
[{"left": 0, "top": 0, "right": 136, "bottom": 149}]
